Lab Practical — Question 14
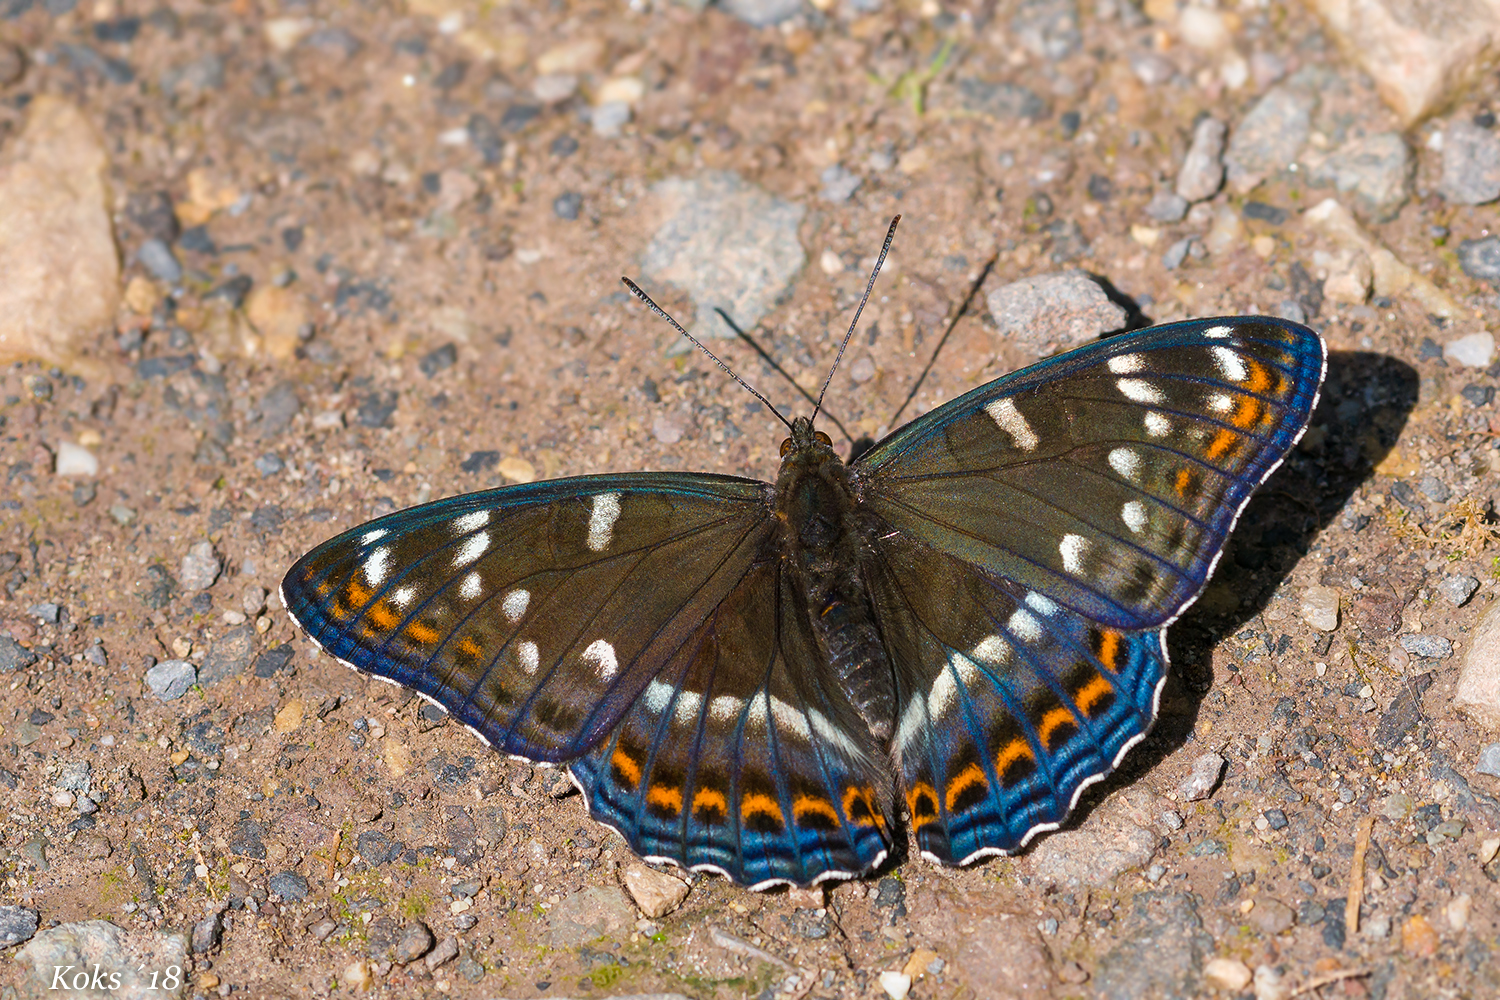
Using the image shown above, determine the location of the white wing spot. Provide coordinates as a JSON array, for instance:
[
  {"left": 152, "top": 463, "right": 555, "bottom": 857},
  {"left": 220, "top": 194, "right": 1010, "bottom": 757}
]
[
  {"left": 453, "top": 510, "right": 490, "bottom": 534},
  {"left": 459, "top": 572, "right": 483, "bottom": 602},
  {"left": 894, "top": 695, "right": 928, "bottom": 754},
  {"left": 452, "top": 531, "right": 490, "bottom": 568},
  {"left": 582, "top": 639, "right": 619, "bottom": 680},
  {"left": 1108, "top": 447, "right": 1141, "bottom": 480},
  {"left": 390, "top": 585, "right": 416, "bottom": 607},
  {"left": 501, "top": 588, "right": 530, "bottom": 622},
  {"left": 971, "top": 635, "right": 1011, "bottom": 664},
  {"left": 1202, "top": 324, "right": 1233, "bottom": 339},
  {"left": 1009, "top": 606, "right": 1044, "bottom": 643},
  {"left": 363, "top": 547, "right": 392, "bottom": 587},
  {"left": 586, "top": 493, "right": 623, "bottom": 552},
  {"left": 674, "top": 690, "right": 703, "bottom": 726},
  {"left": 929, "top": 654, "right": 979, "bottom": 720},
  {"left": 1212, "top": 346, "right": 1248, "bottom": 382},
  {"left": 709, "top": 695, "right": 743, "bottom": 721},
  {"left": 1107, "top": 354, "right": 1145, "bottom": 374},
  {"left": 809, "top": 708, "right": 862, "bottom": 758},
  {"left": 644, "top": 679, "right": 674, "bottom": 714},
  {"left": 1122, "top": 500, "right": 1148, "bottom": 534},
  {"left": 983, "top": 398, "right": 1039, "bottom": 451},
  {"left": 1116, "top": 378, "right": 1165, "bottom": 404},
  {"left": 1144, "top": 411, "right": 1172, "bottom": 437},
  {"left": 1025, "top": 591, "right": 1059, "bottom": 615},
  {"left": 1059, "top": 533, "right": 1089, "bottom": 573},
  {"left": 360, "top": 528, "right": 388, "bottom": 546},
  {"left": 1209, "top": 393, "right": 1234, "bottom": 413},
  {"left": 518, "top": 640, "right": 539, "bottom": 675}
]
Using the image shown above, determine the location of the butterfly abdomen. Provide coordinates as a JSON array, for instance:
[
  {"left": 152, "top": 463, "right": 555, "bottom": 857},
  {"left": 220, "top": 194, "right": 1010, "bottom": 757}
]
[{"left": 776, "top": 418, "right": 897, "bottom": 745}]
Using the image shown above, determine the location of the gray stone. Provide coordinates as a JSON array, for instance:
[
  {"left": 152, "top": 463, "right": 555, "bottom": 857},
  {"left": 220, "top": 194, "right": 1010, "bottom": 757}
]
[
  {"left": 546, "top": 885, "right": 635, "bottom": 946},
  {"left": 26, "top": 601, "right": 58, "bottom": 622},
  {"left": 1458, "top": 236, "right": 1500, "bottom": 283},
  {"left": 1145, "top": 189, "right": 1189, "bottom": 222},
  {"left": 179, "top": 541, "right": 220, "bottom": 592},
  {"left": 1417, "top": 474, "right": 1451, "bottom": 502},
  {"left": 15, "top": 921, "right": 189, "bottom": 1000},
  {"left": 145, "top": 659, "right": 196, "bottom": 701},
  {"left": 1093, "top": 892, "right": 1212, "bottom": 1000},
  {"left": 819, "top": 164, "right": 862, "bottom": 204},
  {"left": 136, "top": 237, "right": 181, "bottom": 283},
  {"left": 986, "top": 270, "right": 1126, "bottom": 354},
  {"left": 1012, "top": 0, "right": 1081, "bottom": 60},
  {"left": 719, "top": 0, "right": 803, "bottom": 26},
  {"left": 1440, "top": 119, "right": 1500, "bottom": 205},
  {"left": 1307, "top": 132, "right": 1412, "bottom": 223},
  {"left": 591, "top": 101, "right": 631, "bottom": 138},
  {"left": 953, "top": 78, "right": 1051, "bottom": 121},
  {"left": 1477, "top": 743, "right": 1500, "bottom": 778},
  {"left": 197, "top": 625, "right": 256, "bottom": 686},
  {"left": 268, "top": 870, "right": 309, "bottom": 901},
  {"left": 1400, "top": 633, "right": 1453, "bottom": 659},
  {"left": 257, "top": 380, "right": 302, "bottom": 437},
  {"left": 191, "top": 911, "right": 222, "bottom": 953},
  {"left": 0, "top": 634, "right": 38, "bottom": 672},
  {"left": 1247, "top": 897, "right": 1296, "bottom": 935},
  {"left": 1175, "top": 116, "right": 1226, "bottom": 203},
  {"left": 641, "top": 171, "right": 805, "bottom": 343},
  {"left": 394, "top": 921, "right": 435, "bottom": 964},
  {"left": 1178, "top": 752, "right": 1225, "bottom": 801},
  {"left": 1456, "top": 598, "right": 1500, "bottom": 728},
  {"left": 0, "top": 905, "right": 38, "bottom": 947},
  {"left": 56, "top": 760, "right": 91, "bottom": 794},
  {"left": 1162, "top": 236, "right": 1195, "bottom": 270},
  {"left": 1275, "top": 299, "right": 1307, "bottom": 325},
  {"left": 425, "top": 934, "right": 460, "bottom": 970},
  {"left": 1439, "top": 575, "right": 1480, "bottom": 607},
  {"left": 1224, "top": 85, "right": 1315, "bottom": 194}
]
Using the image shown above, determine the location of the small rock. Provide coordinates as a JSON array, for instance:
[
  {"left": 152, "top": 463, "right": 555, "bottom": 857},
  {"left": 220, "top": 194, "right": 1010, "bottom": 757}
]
[
  {"left": 199, "top": 626, "right": 256, "bottom": 686},
  {"left": 0, "top": 41, "right": 24, "bottom": 87},
  {"left": 532, "top": 73, "right": 578, "bottom": 103},
  {"left": 269, "top": 871, "right": 309, "bottom": 901},
  {"left": 1440, "top": 119, "right": 1500, "bottom": 205},
  {"left": 719, "top": 0, "right": 804, "bottom": 27},
  {"left": 819, "top": 163, "right": 862, "bottom": 204},
  {"left": 1012, "top": 0, "right": 1081, "bottom": 60},
  {"left": 254, "top": 453, "right": 285, "bottom": 477},
  {"left": 1438, "top": 575, "right": 1479, "bottom": 607},
  {"left": 1203, "top": 957, "right": 1253, "bottom": 991},
  {"left": 1456, "top": 598, "right": 1500, "bottom": 727},
  {"left": 1443, "top": 331, "right": 1496, "bottom": 368},
  {"left": 137, "top": 237, "right": 182, "bottom": 283},
  {"left": 343, "top": 960, "right": 374, "bottom": 992},
  {"left": 1300, "top": 585, "right": 1340, "bottom": 632},
  {"left": 1248, "top": 897, "right": 1295, "bottom": 935},
  {"left": 54, "top": 441, "right": 98, "bottom": 477},
  {"left": 28, "top": 601, "right": 59, "bottom": 623},
  {"left": 1417, "top": 474, "right": 1451, "bottom": 503},
  {"left": 425, "top": 934, "right": 460, "bottom": 970},
  {"left": 109, "top": 503, "right": 137, "bottom": 525},
  {"left": 1178, "top": 752, "right": 1225, "bottom": 801},
  {"left": 1307, "top": 132, "right": 1412, "bottom": 222},
  {"left": 1401, "top": 913, "right": 1439, "bottom": 957},
  {"left": 179, "top": 541, "right": 221, "bottom": 592},
  {"left": 145, "top": 659, "right": 196, "bottom": 701},
  {"left": 191, "top": 911, "right": 222, "bottom": 953},
  {"left": 878, "top": 970, "right": 912, "bottom": 1000},
  {"left": 623, "top": 864, "right": 691, "bottom": 918},
  {"left": 1458, "top": 236, "right": 1500, "bottom": 283},
  {"left": 1144, "top": 189, "right": 1189, "bottom": 222},
  {"left": 553, "top": 191, "right": 582, "bottom": 220},
  {"left": 0, "top": 905, "right": 39, "bottom": 947},
  {"left": 1476, "top": 743, "right": 1500, "bottom": 777},
  {"left": 591, "top": 100, "right": 631, "bottom": 137},
  {"left": 546, "top": 885, "right": 635, "bottom": 947},
  {"left": 394, "top": 921, "right": 435, "bottom": 964},
  {"left": 1253, "top": 963, "right": 1289, "bottom": 1000},
  {"left": 1322, "top": 249, "right": 1372, "bottom": 305},
  {"left": 1176, "top": 116, "right": 1226, "bottom": 203},
  {"left": 15, "top": 921, "right": 189, "bottom": 998},
  {"left": 1224, "top": 84, "right": 1315, "bottom": 194},
  {"left": 1399, "top": 633, "right": 1453, "bottom": 659},
  {"left": 987, "top": 270, "right": 1127, "bottom": 354},
  {"left": 1162, "top": 236, "right": 1196, "bottom": 270}
]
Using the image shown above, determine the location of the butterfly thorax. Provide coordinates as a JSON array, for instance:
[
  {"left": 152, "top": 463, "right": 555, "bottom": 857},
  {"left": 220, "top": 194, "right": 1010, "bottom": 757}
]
[{"left": 774, "top": 417, "right": 896, "bottom": 743}]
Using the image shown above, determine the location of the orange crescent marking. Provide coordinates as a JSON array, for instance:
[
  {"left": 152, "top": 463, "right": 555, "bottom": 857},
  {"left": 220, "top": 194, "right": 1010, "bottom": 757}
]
[
  {"left": 1097, "top": 630, "right": 1121, "bottom": 672},
  {"left": 456, "top": 636, "right": 483, "bottom": 659},
  {"left": 906, "top": 782, "right": 940, "bottom": 827},
  {"left": 842, "top": 785, "right": 886, "bottom": 828},
  {"left": 404, "top": 620, "right": 440, "bottom": 645},
  {"left": 741, "top": 792, "right": 784, "bottom": 825},
  {"left": 1244, "top": 359, "right": 1273, "bottom": 394},
  {"left": 365, "top": 601, "right": 400, "bottom": 630},
  {"left": 344, "top": 578, "right": 372, "bottom": 608},
  {"left": 1074, "top": 673, "right": 1115, "bottom": 717},
  {"left": 996, "top": 737, "right": 1034, "bottom": 778},
  {"left": 1206, "top": 427, "right": 1239, "bottom": 460},
  {"left": 610, "top": 747, "right": 641, "bottom": 788},
  {"left": 692, "top": 787, "right": 728, "bottom": 818},
  {"left": 1232, "top": 395, "right": 1264, "bottom": 430},
  {"left": 793, "top": 794, "right": 841, "bottom": 826},
  {"left": 1174, "top": 467, "right": 1195, "bottom": 497},
  {"left": 1037, "top": 706, "right": 1078, "bottom": 750},
  {"left": 944, "top": 762, "right": 989, "bottom": 813},
  {"left": 647, "top": 784, "right": 683, "bottom": 815}
]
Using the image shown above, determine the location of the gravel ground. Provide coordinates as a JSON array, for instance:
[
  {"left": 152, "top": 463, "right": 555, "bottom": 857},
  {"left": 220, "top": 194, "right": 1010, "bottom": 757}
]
[{"left": 2, "top": 0, "right": 1500, "bottom": 998}]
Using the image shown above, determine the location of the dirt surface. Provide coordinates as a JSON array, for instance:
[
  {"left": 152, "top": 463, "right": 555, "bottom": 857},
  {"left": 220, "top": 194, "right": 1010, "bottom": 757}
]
[{"left": 3, "top": 0, "right": 1500, "bottom": 997}]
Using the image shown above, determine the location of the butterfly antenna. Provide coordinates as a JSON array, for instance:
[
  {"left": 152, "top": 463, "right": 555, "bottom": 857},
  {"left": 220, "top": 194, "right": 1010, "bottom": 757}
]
[
  {"left": 885, "top": 246, "right": 998, "bottom": 429},
  {"left": 712, "top": 306, "right": 857, "bottom": 446},
  {"left": 812, "top": 214, "right": 901, "bottom": 424},
  {"left": 621, "top": 277, "right": 794, "bottom": 432}
]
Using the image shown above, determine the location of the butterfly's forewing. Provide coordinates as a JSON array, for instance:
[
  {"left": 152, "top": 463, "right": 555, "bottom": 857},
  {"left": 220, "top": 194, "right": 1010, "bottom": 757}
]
[
  {"left": 571, "top": 557, "right": 892, "bottom": 888},
  {"left": 282, "top": 471, "right": 892, "bottom": 886},
  {"left": 854, "top": 317, "right": 1325, "bottom": 858}
]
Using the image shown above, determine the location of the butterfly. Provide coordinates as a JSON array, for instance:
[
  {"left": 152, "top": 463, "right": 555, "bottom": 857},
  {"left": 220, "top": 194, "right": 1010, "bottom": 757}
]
[{"left": 282, "top": 221, "right": 1326, "bottom": 889}]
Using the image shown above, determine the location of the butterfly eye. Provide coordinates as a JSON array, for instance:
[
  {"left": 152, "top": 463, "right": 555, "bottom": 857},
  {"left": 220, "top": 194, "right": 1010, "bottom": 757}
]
[
  {"left": 780, "top": 438, "right": 794, "bottom": 457},
  {"left": 814, "top": 431, "right": 832, "bottom": 446}
]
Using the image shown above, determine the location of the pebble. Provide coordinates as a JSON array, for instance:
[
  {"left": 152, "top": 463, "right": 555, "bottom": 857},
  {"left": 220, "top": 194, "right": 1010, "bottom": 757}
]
[
  {"left": 343, "top": 960, "right": 374, "bottom": 991},
  {"left": 553, "top": 191, "right": 582, "bottom": 220},
  {"left": 136, "top": 236, "right": 183, "bottom": 283},
  {"left": 180, "top": 540, "right": 221, "bottom": 592},
  {"left": 1162, "top": 236, "right": 1196, "bottom": 270},
  {"left": 0, "top": 97, "right": 120, "bottom": 376},
  {"left": 545, "top": 885, "right": 635, "bottom": 947},
  {"left": 15, "top": 921, "right": 189, "bottom": 998},
  {"left": 1476, "top": 743, "right": 1500, "bottom": 777},
  {"left": 0, "top": 906, "right": 38, "bottom": 947},
  {"left": 28, "top": 601, "right": 59, "bottom": 623},
  {"left": 986, "top": 270, "right": 1127, "bottom": 354},
  {"left": 0, "top": 635, "right": 39, "bottom": 672},
  {"left": 394, "top": 921, "right": 435, "bottom": 964},
  {"left": 641, "top": 171, "right": 805, "bottom": 342},
  {"left": 819, "top": 163, "right": 862, "bottom": 204},
  {"left": 623, "top": 863, "right": 691, "bottom": 918},
  {"left": 108, "top": 503, "right": 137, "bottom": 525},
  {"left": 1247, "top": 897, "right": 1295, "bottom": 935},
  {"left": 1175, "top": 116, "right": 1226, "bottom": 203},
  {"left": 1203, "top": 957, "right": 1253, "bottom": 991},
  {"left": 1224, "top": 84, "right": 1314, "bottom": 194},
  {"left": 145, "top": 659, "right": 196, "bottom": 701},
  {"left": 426, "top": 934, "right": 459, "bottom": 970},
  {"left": 878, "top": 970, "right": 912, "bottom": 1000},
  {"left": 1417, "top": 474, "right": 1451, "bottom": 502},
  {"left": 1253, "top": 964, "right": 1289, "bottom": 1000},
  {"left": 1012, "top": 0, "right": 1081, "bottom": 60},
  {"left": 531, "top": 73, "right": 577, "bottom": 103},
  {"left": 1300, "top": 585, "right": 1340, "bottom": 632},
  {"left": 1399, "top": 633, "right": 1453, "bottom": 659},
  {"left": 0, "top": 41, "right": 24, "bottom": 87},
  {"left": 254, "top": 453, "right": 285, "bottom": 476},
  {"left": 1458, "top": 236, "right": 1500, "bottom": 283},
  {"left": 191, "top": 912, "right": 222, "bottom": 954},
  {"left": 1178, "top": 752, "right": 1225, "bottom": 801},
  {"left": 269, "top": 871, "right": 310, "bottom": 901},
  {"left": 719, "top": 0, "right": 804, "bottom": 27},
  {"left": 1307, "top": 132, "right": 1412, "bottom": 222},
  {"left": 1440, "top": 119, "right": 1500, "bottom": 205},
  {"left": 591, "top": 101, "right": 631, "bottom": 138},
  {"left": 1438, "top": 575, "right": 1480, "bottom": 607},
  {"left": 1402, "top": 914, "right": 1439, "bottom": 957},
  {"left": 1145, "top": 189, "right": 1189, "bottom": 222},
  {"left": 1443, "top": 331, "right": 1495, "bottom": 368},
  {"left": 1456, "top": 597, "right": 1500, "bottom": 727},
  {"left": 54, "top": 440, "right": 98, "bottom": 477}
]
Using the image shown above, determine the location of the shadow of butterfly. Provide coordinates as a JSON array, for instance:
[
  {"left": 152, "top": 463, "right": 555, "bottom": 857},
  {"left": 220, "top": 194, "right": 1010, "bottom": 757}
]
[{"left": 282, "top": 226, "right": 1325, "bottom": 889}]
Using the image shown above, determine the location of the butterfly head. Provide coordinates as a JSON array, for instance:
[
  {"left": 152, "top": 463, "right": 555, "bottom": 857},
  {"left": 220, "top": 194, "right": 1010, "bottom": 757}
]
[{"left": 780, "top": 416, "right": 835, "bottom": 460}]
